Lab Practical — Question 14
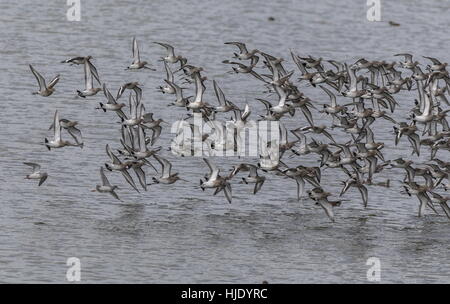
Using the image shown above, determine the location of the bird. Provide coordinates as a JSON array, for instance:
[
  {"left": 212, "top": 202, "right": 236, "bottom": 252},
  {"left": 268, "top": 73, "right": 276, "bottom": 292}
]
[
  {"left": 92, "top": 167, "right": 121, "bottom": 201},
  {"left": 158, "top": 61, "right": 176, "bottom": 94},
  {"left": 97, "top": 83, "right": 127, "bottom": 117},
  {"left": 224, "top": 41, "right": 259, "bottom": 61},
  {"left": 45, "top": 110, "right": 83, "bottom": 150},
  {"left": 24, "top": 162, "right": 48, "bottom": 186},
  {"left": 104, "top": 144, "right": 140, "bottom": 193},
  {"left": 153, "top": 41, "right": 187, "bottom": 65},
  {"left": 150, "top": 155, "right": 184, "bottom": 185},
  {"left": 212, "top": 80, "right": 237, "bottom": 113},
  {"left": 29, "top": 64, "right": 60, "bottom": 97},
  {"left": 308, "top": 187, "right": 344, "bottom": 222},
  {"left": 164, "top": 79, "right": 190, "bottom": 107},
  {"left": 236, "top": 164, "right": 266, "bottom": 194},
  {"left": 77, "top": 60, "right": 102, "bottom": 97},
  {"left": 48, "top": 117, "right": 83, "bottom": 146},
  {"left": 117, "top": 81, "right": 142, "bottom": 102},
  {"left": 127, "top": 37, "right": 155, "bottom": 70},
  {"left": 200, "top": 158, "right": 233, "bottom": 203}
]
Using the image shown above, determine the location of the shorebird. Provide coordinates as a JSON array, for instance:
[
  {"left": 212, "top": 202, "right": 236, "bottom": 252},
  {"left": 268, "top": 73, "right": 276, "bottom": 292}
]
[
  {"left": 117, "top": 82, "right": 142, "bottom": 101},
  {"left": 150, "top": 155, "right": 184, "bottom": 185},
  {"left": 340, "top": 174, "right": 369, "bottom": 208},
  {"left": 127, "top": 37, "right": 155, "bottom": 70},
  {"left": 61, "top": 56, "right": 90, "bottom": 65},
  {"left": 212, "top": 80, "right": 237, "bottom": 113},
  {"left": 24, "top": 162, "right": 48, "bottom": 186},
  {"left": 222, "top": 59, "right": 267, "bottom": 83},
  {"left": 92, "top": 167, "right": 121, "bottom": 201},
  {"left": 164, "top": 79, "right": 189, "bottom": 107},
  {"left": 300, "top": 125, "right": 336, "bottom": 143},
  {"left": 393, "top": 122, "right": 421, "bottom": 156},
  {"left": 269, "top": 84, "right": 295, "bottom": 116},
  {"left": 224, "top": 41, "right": 259, "bottom": 61},
  {"left": 121, "top": 95, "right": 144, "bottom": 127},
  {"left": 342, "top": 64, "right": 366, "bottom": 98},
  {"left": 290, "top": 129, "right": 311, "bottom": 156},
  {"left": 394, "top": 53, "right": 419, "bottom": 70},
  {"left": 130, "top": 126, "right": 161, "bottom": 161},
  {"left": 29, "top": 65, "right": 60, "bottom": 97},
  {"left": 186, "top": 70, "right": 212, "bottom": 111},
  {"left": 45, "top": 111, "right": 83, "bottom": 150},
  {"left": 97, "top": 84, "right": 127, "bottom": 117},
  {"left": 423, "top": 56, "right": 448, "bottom": 72},
  {"left": 158, "top": 61, "right": 176, "bottom": 94},
  {"left": 200, "top": 158, "right": 233, "bottom": 203},
  {"left": 282, "top": 166, "right": 320, "bottom": 200},
  {"left": 153, "top": 41, "right": 187, "bottom": 65},
  {"left": 429, "top": 193, "right": 450, "bottom": 220},
  {"left": 308, "top": 187, "right": 343, "bottom": 222},
  {"left": 411, "top": 92, "right": 434, "bottom": 124},
  {"left": 403, "top": 182, "right": 438, "bottom": 217},
  {"left": 141, "top": 113, "right": 166, "bottom": 145},
  {"left": 48, "top": 117, "right": 83, "bottom": 146},
  {"left": 61, "top": 56, "right": 100, "bottom": 82},
  {"left": 77, "top": 60, "right": 102, "bottom": 97},
  {"left": 319, "top": 85, "right": 349, "bottom": 115},
  {"left": 237, "top": 164, "right": 266, "bottom": 194},
  {"left": 105, "top": 144, "right": 140, "bottom": 193}
]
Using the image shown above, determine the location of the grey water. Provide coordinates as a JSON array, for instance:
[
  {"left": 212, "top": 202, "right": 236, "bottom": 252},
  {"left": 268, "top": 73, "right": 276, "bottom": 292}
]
[{"left": 0, "top": 0, "right": 449, "bottom": 283}]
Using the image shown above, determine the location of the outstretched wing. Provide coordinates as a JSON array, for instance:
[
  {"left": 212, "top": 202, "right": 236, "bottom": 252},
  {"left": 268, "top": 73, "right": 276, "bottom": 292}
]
[
  {"left": 24, "top": 162, "right": 41, "bottom": 173},
  {"left": 154, "top": 42, "right": 175, "bottom": 58},
  {"left": 84, "top": 61, "right": 93, "bottom": 90},
  {"left": 132, "top": 36, "right": 140, "bottom": 63},
  {"left": 203, "top": 158, "right": 219, "bottom": 180},
  {"left": 47, "top": 75, "right": 60, "bottom": 89},
  {"left": 29, "top": 65, "right": 47, "bottom": 90},
  {"left": 53, "top": 110, "right": 61, "bottom": 141},
  {"left": 100, "top": 167, "right": 111, "bottom": 187}
]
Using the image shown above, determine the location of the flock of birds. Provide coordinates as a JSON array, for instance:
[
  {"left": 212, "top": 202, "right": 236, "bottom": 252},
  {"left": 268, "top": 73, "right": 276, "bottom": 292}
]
[{"left": 24, "top": 37, "right": 450, "bottom": 222}]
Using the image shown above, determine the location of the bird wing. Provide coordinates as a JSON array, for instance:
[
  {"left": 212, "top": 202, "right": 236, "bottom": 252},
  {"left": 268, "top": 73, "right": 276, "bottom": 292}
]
[
  {"left": 38, "top": 174, "right": 48, "bottom": 186},
  {"left": 132, "top": 36, "right": 140, "bottom": 63},
  {"left": 53, "top": 110, "right": 61, "bottom": 141},
  {"left": 394, "top": 53, "right": 413, "bottom": 63},
  {"left": 24, "top": 162, "right": 41, "bottom": 173},
  {"left": 213, "top": 80, "right": 226, "bottom": 106},
  {"left": 100, "top": 167, "right": 111, "bottom": 187},
  {"left": 121, "top": 169, "right": 139, "bottom": 193},
  {"left": 319, "top": 85, "right": 337, "bottom": 107},
  {"left": 224, "top": 41, "right": 248, "bottom": 54},
  {"left": 29, "top": 65, "right": 47, "bottom": 90},
  {"left": 163, "top": 61, "right": 174, "bottom": 82},
  {"left": 224, "top": 182, "right": 232, "bottom": 203},
  {"left": 154, "top": 41, "right": 175, "bottom": 58},
  {"left": 203, "top": 158, "right": 219, "bottom": 180},
  {"left": 84, "top": 61, "right": 93, "bottom": 90},
  {"left": 155, "top": 155, "right": 172, "bottom": 178},
  {"left": 103, "top": 84, "right": 117, "bottom": 104},
  {"left": 87, "top": 60, "right": 100, "bottom": 84},
  {"left": 47, "top": 75, "right": 60, "bottom": 89}
]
